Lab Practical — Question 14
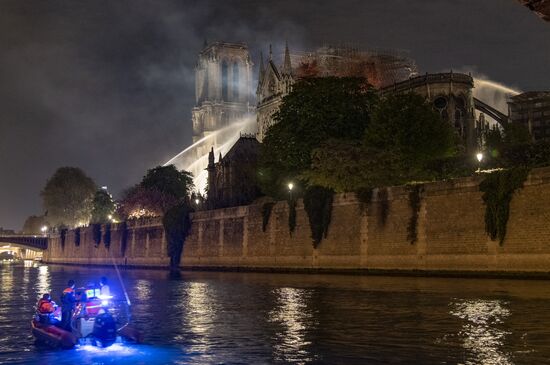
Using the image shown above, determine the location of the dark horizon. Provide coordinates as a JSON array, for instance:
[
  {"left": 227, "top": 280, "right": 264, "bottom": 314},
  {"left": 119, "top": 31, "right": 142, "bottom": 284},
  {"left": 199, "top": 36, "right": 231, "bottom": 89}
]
[{"left": 1, "top": 0, "right": 550, "bottom": 230}]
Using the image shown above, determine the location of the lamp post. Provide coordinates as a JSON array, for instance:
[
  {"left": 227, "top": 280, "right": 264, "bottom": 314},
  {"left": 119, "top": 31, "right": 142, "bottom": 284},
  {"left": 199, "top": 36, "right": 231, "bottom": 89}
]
[
  {"left": 476, "top": 152, "right": 484, "bottom": 173},
  {"left": 288, "top": 182, "right": 294, "bottom": 201}
]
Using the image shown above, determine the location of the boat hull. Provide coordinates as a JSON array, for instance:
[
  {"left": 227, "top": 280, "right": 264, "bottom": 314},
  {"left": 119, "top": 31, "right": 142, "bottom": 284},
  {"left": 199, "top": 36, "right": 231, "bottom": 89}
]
[{"left": 31, "top": 320, "right": 78, "bottom": 349}]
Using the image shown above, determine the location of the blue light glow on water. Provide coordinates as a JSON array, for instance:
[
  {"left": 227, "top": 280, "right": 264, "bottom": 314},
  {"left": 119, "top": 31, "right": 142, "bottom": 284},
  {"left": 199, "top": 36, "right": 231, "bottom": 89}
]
[{"left": 3, "top": 264, "right": 550, "bottom": 364}]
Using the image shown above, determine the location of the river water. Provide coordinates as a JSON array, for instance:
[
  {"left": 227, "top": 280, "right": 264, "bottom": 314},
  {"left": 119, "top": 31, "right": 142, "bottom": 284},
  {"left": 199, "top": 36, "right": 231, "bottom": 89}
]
[{"left": 1, "top": 263, "right": 550, "bottom": 364}]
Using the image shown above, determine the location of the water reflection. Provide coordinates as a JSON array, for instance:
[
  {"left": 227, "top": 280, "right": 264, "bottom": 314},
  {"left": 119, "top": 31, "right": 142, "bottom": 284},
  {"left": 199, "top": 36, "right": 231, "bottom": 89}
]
[
  {"left": 181, "top": 282, "right": 217, "bottom": 353},
  {"left": 34, "top": 265, "right": 50, "bottom": 295},
  {"left": 451, "top": 299, "right": 512, "bottom": 365},
  {"left": 269, "top": 287, "right": 316, "bottom": 363}
]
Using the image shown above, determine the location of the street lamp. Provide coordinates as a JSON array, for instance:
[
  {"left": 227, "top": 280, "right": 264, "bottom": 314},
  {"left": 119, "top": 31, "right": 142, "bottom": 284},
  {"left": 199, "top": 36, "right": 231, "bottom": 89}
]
[
  {"left": 195, "top": 198, "right": 200, "bottom": 205},
  {"left": 476, "top": 152, "right": 484, "bottom": 173},
  {"left": 288, "top": 182, "right": 294, "bottom": 201}
]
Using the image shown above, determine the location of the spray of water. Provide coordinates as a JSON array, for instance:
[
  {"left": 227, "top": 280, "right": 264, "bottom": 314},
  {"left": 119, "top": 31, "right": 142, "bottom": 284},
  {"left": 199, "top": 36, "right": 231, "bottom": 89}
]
[
  {"left": 473, "top": 78, "right": 521, "bottom": 115},
  {"left": 164, "top": 115, "right": 256, "bottom": 193}
]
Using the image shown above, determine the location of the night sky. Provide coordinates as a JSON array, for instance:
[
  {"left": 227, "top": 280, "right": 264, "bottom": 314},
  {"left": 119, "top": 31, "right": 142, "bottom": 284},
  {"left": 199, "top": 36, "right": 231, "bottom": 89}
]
[{"left": 1, "top": 0, "right": 549, "bottom": 230}]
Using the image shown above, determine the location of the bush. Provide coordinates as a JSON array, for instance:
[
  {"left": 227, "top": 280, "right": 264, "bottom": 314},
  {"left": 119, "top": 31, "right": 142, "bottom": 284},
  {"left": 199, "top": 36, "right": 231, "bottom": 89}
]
[
  {"left": 60, "top": 228, "right": 67, "bottom": 250},
  {"left": 163, "top": 203, "right": 193, "bottom": 269},
  {"left": 74, "top": 227, "right": 81, "bottom": 247},
  {"left": 406, "top": 184, "right": 424, "bottom": 244},
  {"left": 92, "top": 223, "right": 102, "bottom": 248},
  {"left": 120, "top": 221, "right": 128, "bottom": 256},
  {"left": 378, "top": 188, "right": 390, "bottom": 226},
  {"left": 303, "top": 186, "right": 334, "bottom": 247},
  {"left": 288, "top": 198, "right": 297, "bottom": 235},
  {"left": 103, "top": 224, "right": 111, "bottom": 249},
  {"left": 479, "top": 168, "right": 529, "bottom": 244},
  {"left": 262, "top": 202, "right": 276, "bottom": 232}
]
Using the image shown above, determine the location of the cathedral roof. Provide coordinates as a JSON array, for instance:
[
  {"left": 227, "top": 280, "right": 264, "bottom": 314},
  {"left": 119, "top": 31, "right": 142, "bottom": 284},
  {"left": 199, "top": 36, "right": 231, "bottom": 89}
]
[{"left": 219, "top": 135, "right": 260, "bottom": 163}]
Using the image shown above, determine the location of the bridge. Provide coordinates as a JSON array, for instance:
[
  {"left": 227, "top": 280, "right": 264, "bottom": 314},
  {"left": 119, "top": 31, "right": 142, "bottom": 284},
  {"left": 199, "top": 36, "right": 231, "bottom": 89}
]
[
  {"left": 473, "top": 97, "right": 509, "bottom": 126},
  {"left": 0, "top": 235, "right": 48, "bottom": 250}
]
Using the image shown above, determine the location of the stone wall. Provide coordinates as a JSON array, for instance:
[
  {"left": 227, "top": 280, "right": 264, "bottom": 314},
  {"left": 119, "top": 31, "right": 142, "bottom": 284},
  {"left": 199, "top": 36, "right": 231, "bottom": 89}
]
[{"left": 44, "top": 167, "right": 550, "bottom": 274}]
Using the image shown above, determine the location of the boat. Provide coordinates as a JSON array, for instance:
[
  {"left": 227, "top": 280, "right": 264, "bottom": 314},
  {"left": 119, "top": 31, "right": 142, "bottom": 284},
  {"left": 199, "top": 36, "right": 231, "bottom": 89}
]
[{"left": 31, "top": 287, "right": 142, "bottom": 349}]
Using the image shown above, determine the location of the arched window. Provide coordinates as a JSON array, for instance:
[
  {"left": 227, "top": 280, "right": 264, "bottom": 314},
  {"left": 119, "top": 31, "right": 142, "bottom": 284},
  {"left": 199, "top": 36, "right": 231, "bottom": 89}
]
[
  {"left": 221, "top": 61, "right": 228, "bottom": 101},
  {"left": 233, "top": 62, "right": 239, "bottom": 100}
]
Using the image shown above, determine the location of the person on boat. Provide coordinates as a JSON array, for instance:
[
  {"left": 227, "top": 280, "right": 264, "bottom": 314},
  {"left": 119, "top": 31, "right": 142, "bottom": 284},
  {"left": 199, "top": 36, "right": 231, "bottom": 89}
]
[
  {"left": 36, "top": 293, "right": 57, "bottom": 324},
  {"left": 60, "top": 280, "right": 76, "bottom": 331},
  {"left": 99, "top": 277, "right": 110, "bottom": 297}
]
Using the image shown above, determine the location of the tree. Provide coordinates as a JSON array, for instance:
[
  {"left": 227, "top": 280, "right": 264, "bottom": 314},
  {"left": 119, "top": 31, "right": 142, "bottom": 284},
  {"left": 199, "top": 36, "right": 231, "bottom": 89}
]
[
  {"left": 90, "top": 189, "right": 116, "bottom": 223},
  {"left": 22, "top": 215, "right": 47, "bottom": 234},
  {"left": 259, "top": 77, "right": 378, "bottom": 198},
  {"left": 305, "top": 93, "right": 458, "bottom": 191},
  {"left": 41, "top": 167, "right": 96, "bottom": 228},
  {"left": 119, "top": 165, "right": 194, "bottom": 219}
]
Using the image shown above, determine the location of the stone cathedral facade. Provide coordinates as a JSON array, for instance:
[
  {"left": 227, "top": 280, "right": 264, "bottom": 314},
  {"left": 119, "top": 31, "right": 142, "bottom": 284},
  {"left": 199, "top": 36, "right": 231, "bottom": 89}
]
[{"left": 192, "top": 42, "right": 254, "bottom": 157}]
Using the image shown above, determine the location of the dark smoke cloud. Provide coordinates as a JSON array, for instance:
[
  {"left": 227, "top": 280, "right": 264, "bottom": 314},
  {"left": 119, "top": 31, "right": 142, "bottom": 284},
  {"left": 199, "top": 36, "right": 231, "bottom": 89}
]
[{"left": 1, "top": 0, "right": 549, "bottom": 230}]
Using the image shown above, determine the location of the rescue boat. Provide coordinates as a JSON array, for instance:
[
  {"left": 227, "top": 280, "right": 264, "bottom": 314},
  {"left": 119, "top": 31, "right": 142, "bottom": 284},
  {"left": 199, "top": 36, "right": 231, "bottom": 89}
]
[{"left": 31, "top": 287, "right": 142, "bottom": 349}]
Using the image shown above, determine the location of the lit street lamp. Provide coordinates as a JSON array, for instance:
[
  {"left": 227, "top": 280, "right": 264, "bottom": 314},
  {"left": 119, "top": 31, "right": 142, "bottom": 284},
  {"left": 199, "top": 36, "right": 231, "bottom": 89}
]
[
  {"left": 195, "top": 198, "right": 200, "bottom": 205},
  {"left": 40, "top": 225, "right": 48, "bottom": 237},
  {"left": 288, "top": 182, "right": 294, "bottom": 201},
  {"left": 476, "top": 152, "right": 484, "bottom": 173}
]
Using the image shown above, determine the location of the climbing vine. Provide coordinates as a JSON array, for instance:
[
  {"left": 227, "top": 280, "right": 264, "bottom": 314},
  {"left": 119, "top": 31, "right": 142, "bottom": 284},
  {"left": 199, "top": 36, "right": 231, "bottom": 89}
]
[
  {"left": 303, "top": 186, "right": 334, "bottom": 248},
  {"left": 262, "top": 202, "right": 276, "bottom": 232},
  {"left": 74, "top": 227, "right": 81, "bottom": 247},
  {"left": 60, "top": 228, "right": 67, "bottom": 250},
  {"left": 479, "top": 167, "right": 529, "bottom": 245},
  {"left": 378, "top": 188, "right": 390, "bottom": 226},
  {"left": 104, "top": 223, "right": 111, "bottom": 249},
  {"left": 163, "top": 203, "right": 193, "bottom": 269},
  {"left": 120, "top": 221, "right": 128, "bottom": 256},
  {"left": 355, "top": 187, "right": 373, "bottom": 215},
  {"left": 287, "top": 198, "right": 297, "bottom": 235},
  {"left": 92, "top": 223, "right": 102, "bottom": 247},
  {"left": 406, "top": 184, "right": 424, "bottom": 244}
]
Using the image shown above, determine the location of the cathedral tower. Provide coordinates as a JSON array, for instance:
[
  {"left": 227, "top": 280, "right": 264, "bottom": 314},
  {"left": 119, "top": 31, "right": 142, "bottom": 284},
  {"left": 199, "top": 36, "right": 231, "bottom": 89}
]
[{"left": 192, "top": 42, "right": 254, "bottom": 154}]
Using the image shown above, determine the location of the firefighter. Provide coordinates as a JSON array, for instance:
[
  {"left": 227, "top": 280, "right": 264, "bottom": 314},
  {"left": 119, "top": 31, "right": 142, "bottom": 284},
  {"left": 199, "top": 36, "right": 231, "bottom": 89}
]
[{"left": 60, "top": 279, "right": 76, "bottom": 331}]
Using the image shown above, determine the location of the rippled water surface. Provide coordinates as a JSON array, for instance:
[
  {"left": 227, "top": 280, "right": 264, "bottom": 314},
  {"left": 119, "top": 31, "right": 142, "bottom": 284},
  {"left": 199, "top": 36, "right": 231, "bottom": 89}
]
[{"left": 1, "top": 264, "right": 550, "bottom": 364}]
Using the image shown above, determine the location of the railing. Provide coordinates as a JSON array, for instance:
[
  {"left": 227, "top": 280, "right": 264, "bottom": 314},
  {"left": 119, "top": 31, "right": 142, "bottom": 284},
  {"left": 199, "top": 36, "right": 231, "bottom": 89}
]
[{"left": 0, "top": 235, "right": 48, "bottom": 250}]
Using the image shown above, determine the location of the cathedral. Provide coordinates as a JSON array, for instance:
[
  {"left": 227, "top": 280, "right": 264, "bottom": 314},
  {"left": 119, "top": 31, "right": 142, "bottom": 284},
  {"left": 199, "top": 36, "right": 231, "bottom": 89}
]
[
  {"left": 256, "top": 43, "right": 417, "bottom": 141},
  {"left": 191, "top": 42, "right": 255, "bottom": 158}
]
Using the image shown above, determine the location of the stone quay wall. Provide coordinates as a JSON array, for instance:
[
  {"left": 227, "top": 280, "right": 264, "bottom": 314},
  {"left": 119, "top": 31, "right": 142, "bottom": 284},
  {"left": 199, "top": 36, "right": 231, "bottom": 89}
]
[{"left": 44, "top": 167, "right": 550, "bottom": 274}]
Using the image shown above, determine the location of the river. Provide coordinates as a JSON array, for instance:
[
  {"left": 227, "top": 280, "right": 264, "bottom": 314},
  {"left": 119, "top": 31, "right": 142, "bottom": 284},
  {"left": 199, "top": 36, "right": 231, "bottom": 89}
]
[{"left": 1, "top": 263, "right": 550, "bottom": 364}]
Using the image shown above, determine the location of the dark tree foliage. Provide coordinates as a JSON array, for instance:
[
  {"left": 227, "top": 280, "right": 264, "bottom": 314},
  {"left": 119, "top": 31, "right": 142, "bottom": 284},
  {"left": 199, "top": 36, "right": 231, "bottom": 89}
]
[
  {"left": 120, "top": 165, "right": 195, "bottom": 219},
  {"left": 92, "top": 223, "right": 102, "bottom": 247},
  {"left": 104, "top": 224, "right": 111, "bottom": 248},
  {"left": 261, "top": 202, "right": 276, "bottom": 232},
  {"left": 41, "top": 167, "right": 96, "bottom": 228},
  {"left": 303, "top": 186, "right": 334, "bottom": 247},
  {"left": 479, "top": 168, "right": 529, "bottom": 245},
  {"left": 22, "top": 215, "right": 47, "bottom": 235},
  {"left": 141, "top": 165, "right": 194, "bottom": 200},
  {"left": 163, "top": 203, "right": 193, "bottom": 269},
  {"left": 364, "top": 93, "right": 456, "bottom": 182},
  {"left": 305, "top": 92, "right": 457, "bottom": 193},
  {"left": 259, "top": 77, "right": 377, "bottom": 198},
  {"left": 91, "top": 189, "right": 116, "bottom": 224}
]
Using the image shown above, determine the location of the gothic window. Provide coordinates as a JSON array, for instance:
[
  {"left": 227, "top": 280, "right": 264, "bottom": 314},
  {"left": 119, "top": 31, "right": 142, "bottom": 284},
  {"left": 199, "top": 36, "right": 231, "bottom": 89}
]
[
  {"left": 233, "top": 62, "right": 239, "bottom": 101},
  {"left": 222, "top": 61, "right": 228, "bottom": 101}
]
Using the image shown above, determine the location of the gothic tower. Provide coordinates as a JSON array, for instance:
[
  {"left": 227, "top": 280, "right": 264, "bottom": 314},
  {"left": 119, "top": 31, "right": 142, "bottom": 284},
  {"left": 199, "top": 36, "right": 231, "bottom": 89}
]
[{"left": 192, "top": 42, "right": 254, "bottom": 157}]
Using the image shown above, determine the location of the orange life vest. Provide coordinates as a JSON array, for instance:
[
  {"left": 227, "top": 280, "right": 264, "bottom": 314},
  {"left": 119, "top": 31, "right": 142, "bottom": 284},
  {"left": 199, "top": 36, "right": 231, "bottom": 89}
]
[{"left": 37, "top": 299, "right": 54, "bottom": 314}]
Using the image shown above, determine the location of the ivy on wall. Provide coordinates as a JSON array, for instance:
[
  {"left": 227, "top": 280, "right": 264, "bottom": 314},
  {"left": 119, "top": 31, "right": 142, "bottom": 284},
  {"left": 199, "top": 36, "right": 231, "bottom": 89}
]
[
  {"left": 74, "top": 227, "right": 80, "bottom": 247},
  {"left": 406, "top": 184, "right": 424, "bottom": 244},
  {"left": 262, "top": 202, "right": 276, "bottom": 232},
  {"left": 288, "top": 198, "right": 297, "bottom": 235},
  {"left": 479, "top": 167, "right": 529, "bottom": 245},
  {"left": 104, "top": 223, "right": 111, "bottom": 249},
  {"left": 60, "top": 228, "right": 67, "bottom": 250},
  {"left": 120, "top": 221, "right": 128, "bottom": 256},
  {"left": 355, "top": 188, "right": 373, "bottom": 216},
  {"left": 378, "top": 188, "right": 390, "bottom": 226},
  {"left": 303, "top": 186, "right": 334, "bottom": 248},
  {"left": 92, "top": 223, "right": 102, "bottom": 248},
  {"left": 163, "top": 203, "right": 193, "bottom": 269}
]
